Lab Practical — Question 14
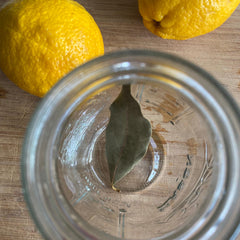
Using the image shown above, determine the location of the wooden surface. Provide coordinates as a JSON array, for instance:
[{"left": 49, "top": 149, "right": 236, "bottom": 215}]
[{"left": 0, "top": 0, "right": 239, "bottom": 239}]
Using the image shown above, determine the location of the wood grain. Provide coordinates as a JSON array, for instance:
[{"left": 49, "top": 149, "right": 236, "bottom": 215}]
[{"left": 0, "top": 0, "right": 239, "bottom": 239}]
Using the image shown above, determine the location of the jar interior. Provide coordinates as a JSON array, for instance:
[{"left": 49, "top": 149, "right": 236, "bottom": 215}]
[{"left": 56, "top": 78, "right": 219, "bottom": 239}]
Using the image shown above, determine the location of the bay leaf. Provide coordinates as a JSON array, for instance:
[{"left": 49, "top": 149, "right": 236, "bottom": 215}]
[{"left": 106, "top": 84, "right": 152, "bottom": 189}]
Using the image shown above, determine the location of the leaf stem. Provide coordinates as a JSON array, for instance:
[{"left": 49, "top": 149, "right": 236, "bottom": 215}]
[{"left": 112, "top": 184, "right": 121, "bottom": 192}]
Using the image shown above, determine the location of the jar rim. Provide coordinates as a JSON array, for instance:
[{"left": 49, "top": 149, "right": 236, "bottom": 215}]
[{"left": 21, "top": 49, "right": 240, "bottom": 240}]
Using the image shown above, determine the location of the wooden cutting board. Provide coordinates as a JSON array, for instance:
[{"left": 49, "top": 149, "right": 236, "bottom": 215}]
[{"left": 0, "top": 1, "right": 239, "bottom": 239}]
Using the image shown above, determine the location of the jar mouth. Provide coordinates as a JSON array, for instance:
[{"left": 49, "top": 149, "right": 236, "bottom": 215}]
[{"left": 22, "top": 50, "right": 240, "bottom": 240}]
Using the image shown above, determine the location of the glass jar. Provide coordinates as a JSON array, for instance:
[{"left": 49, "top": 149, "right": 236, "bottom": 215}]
[{"left": 22, "top": 50, "right": 240, "bottom": 240}]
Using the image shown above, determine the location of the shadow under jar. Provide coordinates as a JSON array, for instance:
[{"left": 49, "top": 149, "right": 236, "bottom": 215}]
[{"left": 22, "top": 50, "right": 240, "bottom": 240}]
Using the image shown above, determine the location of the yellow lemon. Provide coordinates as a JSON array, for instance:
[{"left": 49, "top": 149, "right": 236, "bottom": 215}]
[
  {"left": 0, "top": 0, "right": 104, "bottom": 97},
  {"left": 138, "top": 0, "right": 240, "bottom": 40}
]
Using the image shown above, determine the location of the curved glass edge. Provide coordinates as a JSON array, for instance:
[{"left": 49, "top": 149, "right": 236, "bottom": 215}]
[{"left": 21, "top": 116, "right": 54, "bottom": 240}]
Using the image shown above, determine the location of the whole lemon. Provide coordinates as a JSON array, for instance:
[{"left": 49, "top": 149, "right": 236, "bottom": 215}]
[
  {"left": 0, "top": 0, "right": 104, "bottom": 97},
  {"left": 138, "top": 0, "right": 240, "bottom": 40}
]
